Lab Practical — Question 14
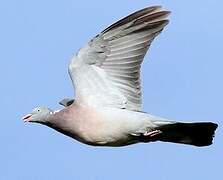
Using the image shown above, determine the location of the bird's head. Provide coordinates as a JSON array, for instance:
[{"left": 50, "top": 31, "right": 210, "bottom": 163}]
[{"left": 22, "top": 107, "right": 53, "bottom": 124}]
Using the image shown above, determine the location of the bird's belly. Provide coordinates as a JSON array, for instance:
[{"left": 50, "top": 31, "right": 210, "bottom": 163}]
[
  {"left": 66, "top": 108, "right": 139, "bottom": 146},
  {"left": 57, "top": 106, "right": 148, "bottom": 146},
  {"left": 78, "top": 133, "right": 136, "bottom": 147},
  {"left": 74, "top": 121, "right": 135, "bottom": 147}
]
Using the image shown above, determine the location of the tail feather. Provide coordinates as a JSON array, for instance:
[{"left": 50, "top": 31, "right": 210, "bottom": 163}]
[{"left": 155, "top": 122, "right": 218, "bottom": 146}]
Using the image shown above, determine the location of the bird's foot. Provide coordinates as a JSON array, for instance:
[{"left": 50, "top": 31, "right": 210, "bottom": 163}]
[{"left": 143, "top": 130, "right": 162, "bottom": 137}]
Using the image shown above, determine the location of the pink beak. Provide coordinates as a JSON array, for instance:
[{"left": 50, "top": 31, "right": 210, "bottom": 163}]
[{"left": 22, "top": 114, "right": 32, "bottom": 122}]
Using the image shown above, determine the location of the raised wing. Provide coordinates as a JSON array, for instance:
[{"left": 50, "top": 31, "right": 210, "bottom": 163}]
[{"left": 68, "top": 6, "right": 170, "bottom": 111}]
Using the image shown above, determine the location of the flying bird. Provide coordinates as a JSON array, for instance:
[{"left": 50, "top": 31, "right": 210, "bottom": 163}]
[{"left": 23, "top": 6, "right": 218, "bottom": 147}]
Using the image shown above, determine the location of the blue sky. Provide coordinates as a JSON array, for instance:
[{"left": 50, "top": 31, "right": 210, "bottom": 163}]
[{"left": 1, "top": 0, "right": 222, "bottom": 179}]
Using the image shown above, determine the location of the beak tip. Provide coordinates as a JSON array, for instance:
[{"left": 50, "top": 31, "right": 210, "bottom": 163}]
[{"left": 22, "top": 114, "right": 32, "bottom": 122}]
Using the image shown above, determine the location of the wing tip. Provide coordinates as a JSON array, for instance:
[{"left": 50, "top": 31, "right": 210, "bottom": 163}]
[{"left": 102, "top": 6, "right": 171, "bottom": 34}]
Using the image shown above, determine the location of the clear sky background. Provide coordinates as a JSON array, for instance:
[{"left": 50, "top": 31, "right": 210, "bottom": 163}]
[{"left": 0, "top": 0, "right": 222, "bottom": 179}]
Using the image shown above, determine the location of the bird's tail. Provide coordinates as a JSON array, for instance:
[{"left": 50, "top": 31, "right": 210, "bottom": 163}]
[
  {"left": 138, "top": 120, "right": 218, "bottom": 146},
  {"left": 153, "top": 122, "right": 218, "bottom": 146}
]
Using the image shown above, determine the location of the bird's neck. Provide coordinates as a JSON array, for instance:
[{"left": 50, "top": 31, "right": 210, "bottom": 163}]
[{"left": 44, "top": 108, "right": 71, "bottom": 129}]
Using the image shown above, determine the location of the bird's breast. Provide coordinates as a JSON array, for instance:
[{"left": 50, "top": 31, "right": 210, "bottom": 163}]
[{"left": 61, "top": 105, "right": 136, "bottom": 146}]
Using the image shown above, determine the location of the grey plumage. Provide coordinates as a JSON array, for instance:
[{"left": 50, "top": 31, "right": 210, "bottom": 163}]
[{"left": 23, "top": 6, "right": 218, "bottom": 147}]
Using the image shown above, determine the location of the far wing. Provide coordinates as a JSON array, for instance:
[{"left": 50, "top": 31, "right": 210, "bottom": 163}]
[
  {"left": 59, "top": 98, "right": 74, "bottom": 107},
  {"left": 69, "top": 6, "right": 170, "bottom": 111}
]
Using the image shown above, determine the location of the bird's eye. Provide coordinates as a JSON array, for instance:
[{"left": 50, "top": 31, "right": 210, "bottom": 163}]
[{"left": 37, "top": 109, "right": 40, "bottom": 112}]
